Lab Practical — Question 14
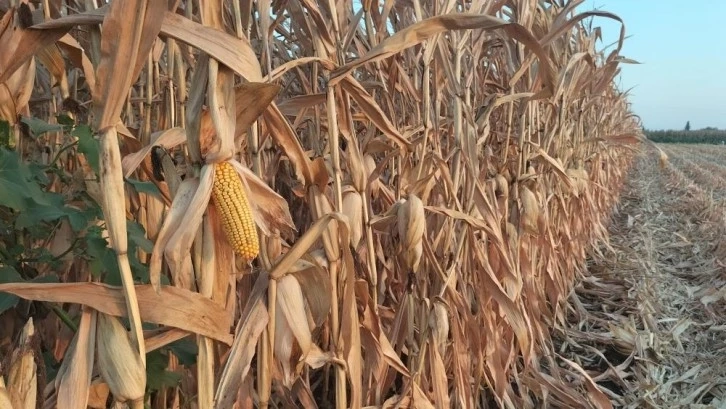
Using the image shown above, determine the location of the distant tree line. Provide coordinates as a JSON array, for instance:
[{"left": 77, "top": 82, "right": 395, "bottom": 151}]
[{"left": 645, "top": 124, "right": 726, "bottom": 144}]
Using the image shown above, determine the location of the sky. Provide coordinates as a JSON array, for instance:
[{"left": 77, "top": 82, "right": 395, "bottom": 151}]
[{"left": 581, "top": 1, "right": 726, "bottom": 130}]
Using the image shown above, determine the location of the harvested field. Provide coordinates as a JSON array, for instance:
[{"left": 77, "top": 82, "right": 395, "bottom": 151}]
[
  {"left": 3, "top": 1, "right": 723, "bottom": 409},
  {"left": 558, "top": 143, "right": 726, "bottom": 408}
]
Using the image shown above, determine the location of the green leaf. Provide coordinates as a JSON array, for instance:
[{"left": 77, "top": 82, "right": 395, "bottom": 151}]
[
  {"left": 6, "top": 244, "right": 25, "bottom": 259},
  {"left": 80, "top": 198, "right": 104, "bottom": 221},
  {"left": 0, "top": 148, "right": 50, "bottom": 210},
  {"left": 15, "top": 193, "right": 88, "bottom": 231},
  {"left": 126, "top": 178, "right": 162, "bottom": 198},
  {"left": 0, "top": 120, "right": 11, "bottom": 148},
  {"left": 30, "top": 248, "right": 55, "bottom": 265},
  {"left": 125, "top": 221, "right": 152, "bottom": 283},
  {"left": 56, "top": 114, "right": 75, "bottom": 127},
  {"left": 129, "top": 250, "right": 149, "bottom": 283},
  {"left": 127, "top": 221, "right": 153, "bottom": 253},
  {"left": 169, "top": 338, "right": 198, "bottom": 366},
  {"left": 0, "top": 265, "right": 22, "bottom": 314},
  {"left": 27, "top": 163, "right": 50, "bottom": 185},
  {"left": 15, "top": 202, "right": 64, "bottom": 229},
  {"left": 43, "top": 350, "right": 61, "bottom": 384},
  {"left": 85, "top": 227, "right": 120, "bottom": 283},
  {"left": 145, "top": 350, "right": 182, "bottom": 392},
  {"left": 20, "top": 117, "right": 64, "bottom": 136},
  {"left": 73, "top": 125, "right": 99, "bottom": 174},
  {"left": 66, "top": 207, "right": 94, "bottom": 232},
  {"left": 83, "top": 220, "right": 152, "bottom": 284},
  {"left": 32, "top": 274, "right": 59, "bottom": 284}
]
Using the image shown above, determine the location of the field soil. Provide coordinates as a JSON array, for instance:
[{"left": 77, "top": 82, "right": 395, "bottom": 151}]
[{"left": 557, "top": 144, "right": 726, "bottom": 408}]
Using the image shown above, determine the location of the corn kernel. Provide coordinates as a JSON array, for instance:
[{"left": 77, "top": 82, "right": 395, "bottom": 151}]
[{"left": 211, "top": 162, "right": 259, "bottom": 260}]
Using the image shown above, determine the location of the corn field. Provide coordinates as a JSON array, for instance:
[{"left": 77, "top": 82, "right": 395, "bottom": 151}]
[{"left": 0, "top": 0, "right": 644, "bottom": 408}]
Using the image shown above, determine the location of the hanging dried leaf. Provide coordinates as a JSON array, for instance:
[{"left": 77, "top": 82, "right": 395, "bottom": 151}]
[
  {"left": 55, "top": 307, "right": 97, "bottom": 409},
  {"left": 0, "top": 7, "right": 68, "bottom": 84},
  {"left": 93, "top": 0, "right": 166, "bottom": 129},
  {"left": 0, "top": 282, "right": 233, "bottom": 343}
]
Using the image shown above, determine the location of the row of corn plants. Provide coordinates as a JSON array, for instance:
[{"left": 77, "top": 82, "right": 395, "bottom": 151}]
[
  {"left": 657, "top": 148, "right": 726, "bottom": 287},
  {"left": 663, "top": 144, "right": 726, "bottom": 189},
  {"left": 0, "top": 0, "right": 643, "bottom": 408},
  {"left": 661, "top": 146, "right": 726, "bottom": 196}
]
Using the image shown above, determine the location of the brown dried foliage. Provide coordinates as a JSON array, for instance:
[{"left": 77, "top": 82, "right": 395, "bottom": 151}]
[{"left": 0, "top": 0, "right": 644, "bottom": 408}]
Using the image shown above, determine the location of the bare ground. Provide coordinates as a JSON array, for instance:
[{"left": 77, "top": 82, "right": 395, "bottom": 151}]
[{"left": 557, "top": 145, "right": 726, "bottom": 408}]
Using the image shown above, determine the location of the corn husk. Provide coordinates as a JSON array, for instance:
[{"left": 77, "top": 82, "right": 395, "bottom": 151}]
[{"left": 96, "top": 314, "right": 146, "bottom": 406}]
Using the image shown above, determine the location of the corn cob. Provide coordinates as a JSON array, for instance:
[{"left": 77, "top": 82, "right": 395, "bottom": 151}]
[
  {"left": 96, "top": 313, "right": 146, "bottom": 406},
  {"left": 211, "top": 162, "right": 259, "bottom": 260}
]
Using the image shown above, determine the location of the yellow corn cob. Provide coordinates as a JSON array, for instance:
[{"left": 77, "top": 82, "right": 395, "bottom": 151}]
[{"left": 211, "top": 162, "right": 259, "bottom": 260}]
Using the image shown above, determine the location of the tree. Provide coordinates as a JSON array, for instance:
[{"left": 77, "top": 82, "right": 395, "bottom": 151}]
[{"left": 685, "top": 121, "right": 691, "bottom": 131}]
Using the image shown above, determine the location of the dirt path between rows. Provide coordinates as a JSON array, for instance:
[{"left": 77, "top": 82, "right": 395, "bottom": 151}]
[{"left": 557, "top": 146, "right": 726, "bottom": 408}]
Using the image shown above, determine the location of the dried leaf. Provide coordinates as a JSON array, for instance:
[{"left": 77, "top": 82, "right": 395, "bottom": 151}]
[
  {"left": 0, "top": 282, "right": 233, "bottom": 344},
  {"left": 93, "top": 0, "right": 166, "bottom": 129},
  {"left": 331, "top": 13, "right": 554, "bottom": 92},
  {"left": 233, "top": 82, "right": 281, "bottom": 142},
  {"left": 340, "top": 77, "right": 410, "bottom": 151},
  {"left": 56, "top": 307, "right": 96, "bottom": 409},
  {"left": 0, "top": 8, "right": 68, "bottom": 84},
  {"left": 275, "top": 274, "right": 312, "bottom": 386},
  {"left": 261, "top": 103, "right": 315, "bottom": 185},
  {"left": 214, "top": 274, "right": 269, "bottom": 408}
]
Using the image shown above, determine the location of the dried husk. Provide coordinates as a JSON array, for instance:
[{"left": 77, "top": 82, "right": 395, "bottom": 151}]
[
  {"left": 363, "top": 154, "right": 380, "bottom": 197},
  {"left": 307, "top": 185, "right": 340, "bottom": 262},
  {"left": 520, "top": 185, "right": 540, "bottom": 236},
  {"left": 342, "top": 187, "right": 363, "bottom": 249},
  {"left": 0, "top": 377, "right": 12, "bottom": 409},
  {"left": 6, "top": 320, "right": 36, "bottom": 409},
  {"left": 397, "top": 194, "right": 425, "bottom": 273},
  {"left": 429, "top": 297, "right": 449, "bottom": 354},
  {"left": 55, "top": 307, "right": 97, "bottom": 409},
  {"left": 274, "top": 274, "right": 313, "bottom": 387},
  {"left": 95, "top": 314, "right": 146, "bottom": 406}
]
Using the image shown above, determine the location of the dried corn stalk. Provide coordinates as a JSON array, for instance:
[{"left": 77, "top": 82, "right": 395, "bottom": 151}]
[{"left": 0, "top": 1, "right": 643, "bottom": 407}]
